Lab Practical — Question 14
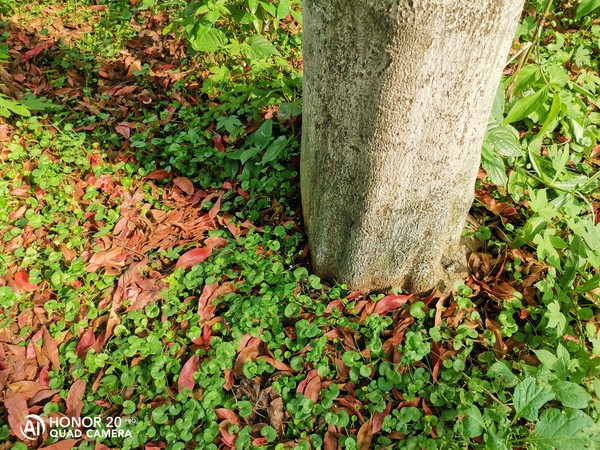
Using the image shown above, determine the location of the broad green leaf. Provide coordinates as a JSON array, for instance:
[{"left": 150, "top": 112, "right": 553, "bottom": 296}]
[
  {"left": 189, "top": 27, "right": 228, "bottom": 52},
  {"left": 0, "top": 96, "right": 31, "bottom": 116},
  {"left": 463, "top": 406, "right": 485, "bottom": 438},
  {"left": 278, "top": 102, "right": 302, "bottom": 120},
  {"left": 560, "top": 235, "right": 586, "bottom": 289},
  {"left": 252, "top": 120, "right": 273, "bottom": 148},
  {"left": 217, "top": 115, "right": 243, "bottom": 134},
  {"left": 504, "top": 87, "right": 548, "bottom": 124},
  {"left": 513, "top": 377, "right": 554, "bottom": 421},
  {"left": 245, "top": 34, "right": 280, "bottom": 59},
  {"left": 578, "top": 272, "right": 600, "bottom": 293},
  {"left": 507, "top": 168, "right": 527, "bottom": 197},
  {"left": 260, "top": 1, "right": 277, "bottom": 16},
  {"left": 481, "top": 142, "right": 508, "bottom": 187},
  {"left": 554, "top": 344, "right": 579, "bottom": 381},
  {"left": 248, "top": 0, "right": 258, "bottom": 14},
  {"left": 487, "top": 361, "right": 518, "bottom": 387},
  {"left": 530, "top": 94, "right": 562, "bottom": 151},
  {"left": 490, "top": 82, "right": 505, "bottom": 123},
  {"left": 277, "top": 0, "right": 291, "bottom": 19},
  {"left": 19, "top": 95, "right": 55, "bottom": 111},
  {"left": 512, "top": 215, "right": 547, "bottom": 248},
  {"left": 262, "top": 136, "right": 287, "bottom": 164},
  {"left": 547, "top": 64, "right": 570, "bottom": 89},
  {"left": 533, "top": 349, "right": 557, "bottom": 367},
  {"left": 575, "top": 0, "right": 600, "bottom": 20},
  {"left": 513, "top": 64, "right": 542, "bottom": 94},
  {"left": 545, "top": 301, "right": 567, "bottom": 334},
  {"left": 485, "top": 122, "right": 523, "bottom": 157},
  {"left": 240, "top": 147, "right": 262, "bottom": 164},
  {"left": 532, "top": 409, "right": 596, "bottom": 450},
  {"left": 534, "top": 229, "right": 564, "bottom": 270},
  {"left": 552, "top": 381, "right": 592, "bottom": 409},
  {"left": 484, "top": 430, "right": 511, "bottom": 450}
]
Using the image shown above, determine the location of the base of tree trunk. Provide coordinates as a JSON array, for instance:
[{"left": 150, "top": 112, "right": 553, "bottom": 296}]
[{"left": 301, "top": 0, "right": 523, "bottom": 295}]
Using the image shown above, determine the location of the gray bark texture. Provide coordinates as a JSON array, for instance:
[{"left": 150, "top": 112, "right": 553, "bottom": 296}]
[{"left": 301, "top": 0, "right": 524, "bottom": 293}]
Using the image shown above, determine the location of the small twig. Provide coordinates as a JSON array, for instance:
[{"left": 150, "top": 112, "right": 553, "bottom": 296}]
[{"left": 505, "top": 41, "right": 532, "bottom": 68}]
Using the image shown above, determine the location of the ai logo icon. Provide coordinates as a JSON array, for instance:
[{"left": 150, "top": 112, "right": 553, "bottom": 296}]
[{"left": 20, "top": 414, "right": 46, "bottom": 440}]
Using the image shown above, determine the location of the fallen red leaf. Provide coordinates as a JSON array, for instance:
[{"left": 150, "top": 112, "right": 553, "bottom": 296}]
[
  {"left": 205, "top": 236, "right": 228, "bottom": 251},
  {"left": 115, "top": 123, "right": 131, "bottom": 139},
  {"left": 324, "top": 426, "right": 338, "bottom": 450},
  {"left": 215, "top": 408, "right": 241, "bottom": 422},
  {"left": 22, "top": 40, "right": 55, "bottom": 61},
  {"left": 66, "top": 379, "right": 86, "bottom": 418},
  {"left": 175, "top": 248, "right": 212, "bottom": 269},
  {"left": 5, "top": 391, "right": 29, "bottom": 440},
  {"left": 146, "top": 170, "right": 172, "bottom": 180},
  {"left": 198, "top": 284, "right": 218, "bottom": 323},
  {"left": 114, "top": 85, "right": 138, "bottom": 96},
  {"left": 94, "top": 443, "right": 112, "bottom": 450},
  {"left": 372, "top": 402, "right": 391, "bottom": 433},
  {"left": 178, "top": 355, "right": 199, "bottom": 394},
  {"left": 39, "top": 366, "right": 50, "bottom": 387},
  {"left": 14, "top": 271, "right": 39, "bottom": 292},
  {"left": 223, "top": 369, "right": 234, "bottom": 391},
  {"left": 373, "top": 294, "right": 412, "bottom": 315},
  {"left": 42, "top": 327, "right": 60, "bottom": 369},
  {"left": 357, "top": 419, "right": 373, "bottom": 450},
  {"left": 324, "top": 299, "right": 344, "bottom": 314},
  {"left": 297, "top": 369, "right": 320, "bottom": 402},
  {"left": 173, "top": 177, "right": 194, "bottom": 195},
  {"left": 209, "top": 194, "right": 223, "bottom": 219},
  {"left": 75, "top": 329, "right": 96, "bottom": 360},
  {"left": 233, "top": 346, "right": 259, "bottom": 375},
  {"left": 219, "top": 419, "right": 237, "bottom": 448},
  {"left": 257, "top": 356, "right": 293, "bottom": 372},
  {"left": 212, "top": 135, "right": 226, "bottom": 152}
]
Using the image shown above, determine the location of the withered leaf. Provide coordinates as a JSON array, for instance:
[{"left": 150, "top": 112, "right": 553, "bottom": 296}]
[
  {"left": 173, "top": 177, "right": 194, "bottom": 195},
  {"left": 13, "top": 271, "right": 39, "bottom": 292},
  {"left": 5, "top": 391, "right": 29, "bottom": 440},
  {"left": 66, "top": 379, "right": 86, "bottom": 418},
  {"left": 178, "top": 354, "right": 199, "bottom": 394},
  {"left": 267, "top": 397, "right": 285, "bottom": 434},
  {"left": 374, "top": 294, "right": 412, "bottom": 315},
  {"left": 42, "top": 327, "right": 60, "bottom": 370},
  {"left": 175, "top": 248, "right": 212, "bottom": 269},
  {"left": 357, "top": 419, "right": 373, "bottom": 450}
]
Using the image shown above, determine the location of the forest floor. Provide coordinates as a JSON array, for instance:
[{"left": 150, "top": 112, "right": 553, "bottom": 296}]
[{"left": 0, "top": 1, "right": 599, "bottom": 449}]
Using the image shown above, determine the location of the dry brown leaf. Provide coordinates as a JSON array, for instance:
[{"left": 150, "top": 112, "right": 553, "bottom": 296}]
[
  {"left": 66, "top": 379, "right": 86, "bottom": 418},
  {"left": 178, "top": 355, "right": 199, "bottom": 394},
  {"left": 233, "top": 346, "right": 259, "bottom": 376},
  {"left": 7, "top": 380, "right": 46, "bottom": 399},
  {"left": 42, "top": 327, "right": 60, "bottom": 370},
  {"left": 173, "top": 177, "right": 194, "bottom": 196},
  {"left": 267, "top": 397, "right": 285, "bottom": 434},
  {"left": 357, "top": 419, "right": 373, "bottom": 450},
  {"left": 4, "top": 391, "right": 29, "bottom": 440},
  {"left": 175, "top": 247, "right": 212, "bottom": 269}
]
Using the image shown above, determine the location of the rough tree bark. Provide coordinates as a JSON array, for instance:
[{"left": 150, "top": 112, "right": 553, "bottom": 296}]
[{"left": 301, "top": 0, "right": 524, "bottom": 293}]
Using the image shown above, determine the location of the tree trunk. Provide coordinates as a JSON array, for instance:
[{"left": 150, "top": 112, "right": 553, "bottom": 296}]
[{"left": 301, "top": 0, "right": 523, "bottom": 293}]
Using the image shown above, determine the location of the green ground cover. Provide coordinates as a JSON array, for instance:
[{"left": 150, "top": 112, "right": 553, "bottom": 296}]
[{"left": 0, "top": 0, "right": 599, "bottom": 449}]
